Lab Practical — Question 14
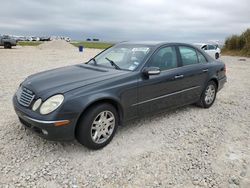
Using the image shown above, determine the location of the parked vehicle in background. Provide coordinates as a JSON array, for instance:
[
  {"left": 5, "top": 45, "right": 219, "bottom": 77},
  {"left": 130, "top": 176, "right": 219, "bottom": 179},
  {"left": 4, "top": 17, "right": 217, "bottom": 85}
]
[
  {"left": 13, "top": 42, "right": 226, "bottom": 149},
  {"left": 12, "top": 35, "right": 26, "bottom": 42},
  {"left": 15, "top": 36, "right": 26, "bottom": 42},
  {"left": 0, "top": 35, "right": 17, "bottom": 48},
  {"left": 32, "top": 37, "right": 40, "bottom": 41},
  {"left": 65, "top": 37, "right": 71, "bottom": 42},
  {"left": 194, "top": 43, "right": 221, "bottom": 59},
  {"left": 40, "top": 36, "right": 51, "bottom": 41},
  {"left": 26, "top": 37, "right": 33, "bottom": 41}
]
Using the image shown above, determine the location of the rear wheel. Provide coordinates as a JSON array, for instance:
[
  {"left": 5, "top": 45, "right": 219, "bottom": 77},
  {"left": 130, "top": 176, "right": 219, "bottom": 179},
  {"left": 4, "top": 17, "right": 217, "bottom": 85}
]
[
  {"left": 196, "top": 81, "right": 217, "bottom": 108},
  {"left": 76, "top": 103, "right": 118, "bottom": 150}
]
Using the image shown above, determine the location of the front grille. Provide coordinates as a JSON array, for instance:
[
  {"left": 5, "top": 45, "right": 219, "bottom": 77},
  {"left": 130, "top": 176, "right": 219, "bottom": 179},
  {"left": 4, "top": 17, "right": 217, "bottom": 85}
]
[{"left": 17, "top": 87, "right": 35, "bottom": 107}]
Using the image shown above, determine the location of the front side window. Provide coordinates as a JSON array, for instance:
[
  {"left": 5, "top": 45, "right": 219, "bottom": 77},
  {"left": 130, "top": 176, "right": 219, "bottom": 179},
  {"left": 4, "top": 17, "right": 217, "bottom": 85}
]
[
  {"left": 88, "top": 44, "right": 152, "bottom": 71},
  {"left": 148, "top": 46, "right": 178, "bottom": 71},
  {"left": 179, "top": 46, "right": 198, "bottom": 66}
]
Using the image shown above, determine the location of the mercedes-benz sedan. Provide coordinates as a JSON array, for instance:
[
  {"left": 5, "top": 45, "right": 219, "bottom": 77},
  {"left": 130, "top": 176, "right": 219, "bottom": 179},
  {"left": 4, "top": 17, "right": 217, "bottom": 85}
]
[{"left": 13, "top": 42, "right": 226, "bottom": 149}]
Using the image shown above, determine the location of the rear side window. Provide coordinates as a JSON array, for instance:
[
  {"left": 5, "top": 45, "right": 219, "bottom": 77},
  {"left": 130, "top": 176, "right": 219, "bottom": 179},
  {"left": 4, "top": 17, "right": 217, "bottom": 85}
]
[
  {"left": 179, "top": 46, "right": 198, "bottom": 66},
  {"left": 197, "top": 51, "right": 207, "bottom": 63}
]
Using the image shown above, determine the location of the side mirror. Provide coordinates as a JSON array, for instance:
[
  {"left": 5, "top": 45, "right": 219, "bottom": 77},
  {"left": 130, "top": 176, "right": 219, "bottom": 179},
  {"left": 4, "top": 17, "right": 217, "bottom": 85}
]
[{"left": 143, "top": 67, "right": 161, "bottom": 76}]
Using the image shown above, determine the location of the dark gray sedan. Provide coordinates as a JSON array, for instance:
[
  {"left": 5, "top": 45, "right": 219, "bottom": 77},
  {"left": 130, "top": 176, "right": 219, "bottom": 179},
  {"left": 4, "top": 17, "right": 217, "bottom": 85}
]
[{"left": 13, "top": 42, "right": 226, "bottom": 149}]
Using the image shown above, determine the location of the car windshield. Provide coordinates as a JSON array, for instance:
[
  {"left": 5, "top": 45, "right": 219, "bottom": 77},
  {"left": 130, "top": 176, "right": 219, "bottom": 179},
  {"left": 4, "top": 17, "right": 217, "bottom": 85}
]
[{"left": 88, "top": 44, "right": 152, "bottom": 71}]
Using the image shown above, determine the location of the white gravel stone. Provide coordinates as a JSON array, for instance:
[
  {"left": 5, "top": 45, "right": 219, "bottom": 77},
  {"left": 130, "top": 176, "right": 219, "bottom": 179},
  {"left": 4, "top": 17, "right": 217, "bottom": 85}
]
[{"left": 0, "top": 43, "right": 250, "bottom": 187}]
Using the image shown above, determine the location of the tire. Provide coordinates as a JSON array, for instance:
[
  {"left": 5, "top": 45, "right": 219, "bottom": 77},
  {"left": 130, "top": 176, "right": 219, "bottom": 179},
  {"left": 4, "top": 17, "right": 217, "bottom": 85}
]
[
  {"left": 76, "top": 103, "right": 118, "bottom": 150},
  {"left": 196, "top": 81, "right": 217, "bottom": 108},
  {"left": 4, "top": 43, "right": 11, "bottom": 49},
  {"left": 215, "top": 53, "right": 219, "bottom": 59}
]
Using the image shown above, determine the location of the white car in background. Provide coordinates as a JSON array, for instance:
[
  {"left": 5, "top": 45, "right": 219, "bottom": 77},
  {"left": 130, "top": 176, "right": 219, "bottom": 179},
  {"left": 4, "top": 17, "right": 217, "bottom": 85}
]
[
  {"left": 31, "top": 37, "right": 40, "bottom": 41},
  {"left": 65, "top": 37, "right": 71, "bottom": 42},
  {"left": 194, "top": 43, "right": 221, "bottom": 59}
]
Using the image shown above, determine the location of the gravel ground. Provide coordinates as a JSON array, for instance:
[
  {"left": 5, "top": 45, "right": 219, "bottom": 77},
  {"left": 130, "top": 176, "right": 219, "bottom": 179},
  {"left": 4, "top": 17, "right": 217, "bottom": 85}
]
[{"left": 0, "top": 43, "right": 249, "bottom": 187}]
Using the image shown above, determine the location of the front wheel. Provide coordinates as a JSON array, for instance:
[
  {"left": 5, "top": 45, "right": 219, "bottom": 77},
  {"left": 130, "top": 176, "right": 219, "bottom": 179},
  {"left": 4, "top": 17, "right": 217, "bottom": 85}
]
[
  {"left": 196, "top": 81, "right": 217, "bottom": 108},
  {"left": 76, "top": 103, "right": 118, "bottom": 150}
]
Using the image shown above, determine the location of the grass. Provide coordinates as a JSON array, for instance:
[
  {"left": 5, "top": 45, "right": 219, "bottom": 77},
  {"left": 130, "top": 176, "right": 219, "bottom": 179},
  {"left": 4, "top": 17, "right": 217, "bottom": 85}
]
[
  {"left": 18, "top": 41, "right": 43, "bottom": 46},
  {"left": 17, "top": 40, "right": 114, "bottom": 49},
  {"left": 222, "top": 28, "right": 250, "bottom": 57},
  {"left": 71, "top": 41, "right": 114, "bottom": 49},
  {"left": 221, "top": 49, "right": 250, "bottom": 57}
]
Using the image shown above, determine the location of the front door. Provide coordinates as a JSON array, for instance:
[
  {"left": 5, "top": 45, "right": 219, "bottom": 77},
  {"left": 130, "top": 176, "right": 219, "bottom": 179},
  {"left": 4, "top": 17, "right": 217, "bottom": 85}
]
[{"left": 136, "top": 45, "right": 185, "bottom": 115}]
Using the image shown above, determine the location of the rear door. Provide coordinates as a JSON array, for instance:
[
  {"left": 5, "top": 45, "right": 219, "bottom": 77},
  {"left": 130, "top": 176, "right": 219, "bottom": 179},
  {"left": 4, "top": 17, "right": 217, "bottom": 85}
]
[{"left": 174, "top": 45, "right": 210, "bottom": 104}]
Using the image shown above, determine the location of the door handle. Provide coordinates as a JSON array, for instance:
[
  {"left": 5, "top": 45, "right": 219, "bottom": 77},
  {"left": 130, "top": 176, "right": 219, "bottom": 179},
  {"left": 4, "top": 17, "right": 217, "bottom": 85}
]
[
  {"left": 202, "top": 69, "right": 208, "bottom": 73},
  {"left": 174, "top": 75, "right": 184, "bottom": 79}
]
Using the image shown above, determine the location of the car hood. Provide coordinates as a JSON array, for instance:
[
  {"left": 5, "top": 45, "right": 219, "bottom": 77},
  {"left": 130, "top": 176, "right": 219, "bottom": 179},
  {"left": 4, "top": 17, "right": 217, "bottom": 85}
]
[{"left": 22, "top": 64, "right": 127, "bottom": 97}]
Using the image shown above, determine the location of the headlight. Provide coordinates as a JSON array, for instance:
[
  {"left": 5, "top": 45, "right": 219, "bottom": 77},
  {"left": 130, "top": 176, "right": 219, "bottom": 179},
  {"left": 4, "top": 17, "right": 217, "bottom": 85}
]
[
  {"left": 40, "top": 94, "right": 64, "bottom": 115},
  {"left": 32, "top": 98, "right": 42, "bottom": 111}
]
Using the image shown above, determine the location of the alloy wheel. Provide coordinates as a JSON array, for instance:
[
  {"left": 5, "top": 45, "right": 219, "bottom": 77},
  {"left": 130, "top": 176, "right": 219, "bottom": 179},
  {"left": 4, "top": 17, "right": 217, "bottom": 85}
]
[
  {"left": 90, "top": 111, "right": 115, "bottom": 144},
  {"left": 204, "top": 85, "right": 216, "bottom": 105}
]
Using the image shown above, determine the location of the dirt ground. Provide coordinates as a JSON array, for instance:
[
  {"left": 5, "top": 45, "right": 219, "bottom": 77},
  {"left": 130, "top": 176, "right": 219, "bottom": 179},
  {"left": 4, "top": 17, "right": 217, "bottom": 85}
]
[{"left": 0, "top": 42, "right": 249, "bottom": 187}]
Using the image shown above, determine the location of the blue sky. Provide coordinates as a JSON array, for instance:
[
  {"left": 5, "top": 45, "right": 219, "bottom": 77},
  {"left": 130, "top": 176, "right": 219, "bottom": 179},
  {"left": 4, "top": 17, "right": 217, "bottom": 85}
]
[{"left": 1, "top": 0, "right": 249, "bottom": 42}]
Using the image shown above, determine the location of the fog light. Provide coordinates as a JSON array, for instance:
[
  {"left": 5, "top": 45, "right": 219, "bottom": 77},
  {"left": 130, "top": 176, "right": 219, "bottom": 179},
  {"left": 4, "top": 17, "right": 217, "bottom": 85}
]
[{"left": 42, "top": 129, "right": 48, "bottom": 135}]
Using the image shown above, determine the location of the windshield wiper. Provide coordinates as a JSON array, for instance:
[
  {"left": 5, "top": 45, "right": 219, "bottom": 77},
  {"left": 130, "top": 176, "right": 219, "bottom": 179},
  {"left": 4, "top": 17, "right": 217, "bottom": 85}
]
[
  {"left": 89, "top": 58, "right": 97, "bottom": 65},
  {"left": 105, "top": 57, "right": 121, "bottom": 70}
]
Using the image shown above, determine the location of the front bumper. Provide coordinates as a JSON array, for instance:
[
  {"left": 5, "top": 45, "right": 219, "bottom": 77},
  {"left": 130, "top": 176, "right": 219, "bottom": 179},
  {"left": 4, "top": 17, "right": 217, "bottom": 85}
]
[{"left": 13, "top": 96, "right": 77, "bottom": 141}]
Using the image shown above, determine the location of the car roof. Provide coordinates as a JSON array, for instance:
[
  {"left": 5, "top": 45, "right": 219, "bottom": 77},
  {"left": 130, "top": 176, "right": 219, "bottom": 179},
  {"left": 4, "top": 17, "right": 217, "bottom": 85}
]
[
  {"left": 193, "top": 43, "right": 218, "bottom": 46},
  {"left": 120, "top": 41, "right": 197, "bottom": 48},
  {"left": 193, "top": 43, "right": 207, "bottom": 46}
]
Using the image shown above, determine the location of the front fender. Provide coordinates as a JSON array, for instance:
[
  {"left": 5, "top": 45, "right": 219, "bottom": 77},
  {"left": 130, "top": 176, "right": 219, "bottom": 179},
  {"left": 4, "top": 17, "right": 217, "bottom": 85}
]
[
  {"left": 64, "top": 92, "right": 123, "bottom": 130},
  {"left": 78, "top": 93, "right": 122, "bottom": 116}
]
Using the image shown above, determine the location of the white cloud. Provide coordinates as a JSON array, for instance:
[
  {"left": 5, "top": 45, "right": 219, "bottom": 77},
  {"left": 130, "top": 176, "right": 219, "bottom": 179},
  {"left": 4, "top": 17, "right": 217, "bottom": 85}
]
[{"left": 0, "top": 0, "right": 249, "bottom": 42}]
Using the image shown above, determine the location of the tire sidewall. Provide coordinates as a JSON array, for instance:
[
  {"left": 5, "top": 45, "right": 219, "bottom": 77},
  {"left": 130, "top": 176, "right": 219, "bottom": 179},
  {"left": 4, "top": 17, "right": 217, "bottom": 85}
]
[
  {"left": 201, "top": 81, "right": 217, "bottom": 108},
  {"left": 76, "top": 103, "right": 118, "bottom": 150}
]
